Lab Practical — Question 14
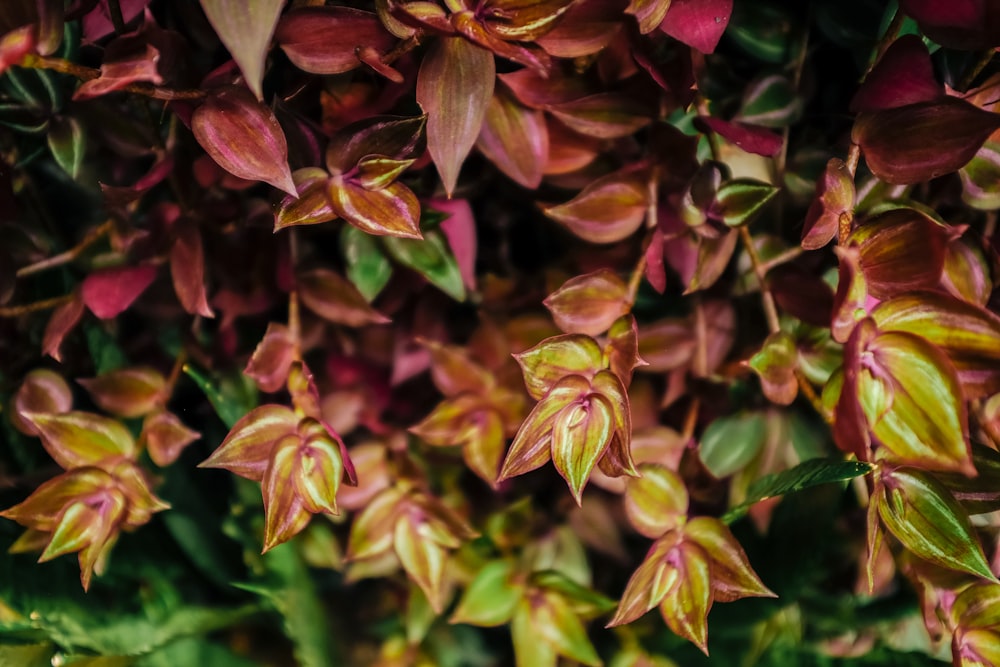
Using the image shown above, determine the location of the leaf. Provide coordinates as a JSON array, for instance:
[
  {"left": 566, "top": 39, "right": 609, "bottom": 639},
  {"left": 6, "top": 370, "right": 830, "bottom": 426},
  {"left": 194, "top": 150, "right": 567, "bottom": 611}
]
[
  {"left": 183, "top": 365, "right": 257, "bottom": 429},
  {"left": 329, "top": 179, "right": 422, "bottom": 239},
  {"left": 849, "top": 34, "right": 941, "bottom": 113},
  {"left": 626, "top": 0, "right": 672, "bottom": 34},
  {"left": 876, "top": 467, "right": 997, "bottom": 581},
  {"left": 12, "top": 369, "right": 73, "bottom": 436},
  {"left": 660, "top": 0, "right": 734, "bottom": 54},
  {"left": 191, "top": 87, "right": 296, "bottom": 195},
  {"left": 853, "top": 98, "right": 1000, "bottom": 185},
  {"left": 21, "top": 411, "right": 137, "bottom": 469},
  {"left": 170, "top": 218, "right": 214, "bottom": 318},
  {"left": 433, "top": 197, "right": 477, "bottom": 290},
  {"left": 721, "top": 458, "right": 874, "bottom": 523},
  {"left": 262, "top": 434, "right": 313, "bottom": 552},
  {"left": 141, "top": 410, "right": 200, "bottom": 467},
  {"left": 199, "top": 0, "right": 285, "bottom": 100},
  {"left": 383, "top": 231, "right": 466, "bottom": 301},
  {"left": 43, "top": 291, "right": 85, "bottom": 362},
  {"left": 961, "top": 141, "right": 1000, "bottom": 210},
  {"left": 682, "top": 517, "right": 774, "bottom": 602},
  {"left": 549, "top": 92, "right": 653, "bottom": 139},
  {"left": 898, "top": 0, "right": 1000, "bottom": 50},
  {"left": 710, "top": 178, "right": 779, "bottom": 227},
  {"left": 695, "top": 116, "right": 783, "bottom": 156},
  {"left": 514, "top": 334, "right": 603, "bottom": 400},
  {"left": 450, "top": 560, "right": 520, "bottom": 627},
  {"left": 340, "top": 225, "right": 393, "bottom": 301},
  {"left": 199, "top": 404, "right": 297, "bottom": 481},
  {"left": 737, "top": 74, "right": 802, "bottom": 127},
  {"left": 476, "top": 84, "right": 548, "bottom": 188},
  {"left": 698, "top": 411, "right": 767, "bottom": 479},
  {"left": 275, "top": 6, "right": 396, "bottom": 75},
  {"left": 82, "top": 265, "right": 157, "bottom": 319},
  {"left": 417, "top": 36, "right": 495, "bottom": 196},
  {"left": 47, "top": 116, "right": 85, "bottom": 179},
  {"left": 802, "top": 158, "right": 854, "bottom": 250},
  {"left": 542, "top": 168, "right": 649, "bottom": 244},
  {"left": 658, "top": 541, "right": 713, "bottom": 653},
  {"left": 543, "top": 269, "right": 629, "bottom": 336},
  {"left": 297, "top": 268, "right": 390, "bottom": 327},
  {"left": 244, "top": 322, "right": 294, "bottom": 393},
  {"left": 274, "top": 169, "right": 338, "bottom": 231},
  {"left": 748, "top": 331, "right": 799, "bottom": 406},
  {"left": 551, "top": 392, "right": 615, "bottom": 504},
  {"left": 78, "top": 366, "right": 166, "bottom": 418},
  {"left": 685, "top": 229, "right": 738, "bottom": 294},
  {"left": 325, "top": 115, "right": 427, "bottom": 174},
  {"left": 624, "top": 463, "right": 688, "bottom": 538}
]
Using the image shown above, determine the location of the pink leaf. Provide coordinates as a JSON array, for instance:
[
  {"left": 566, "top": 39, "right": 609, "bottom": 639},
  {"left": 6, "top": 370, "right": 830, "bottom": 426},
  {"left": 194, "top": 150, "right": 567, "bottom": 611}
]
[
  {"left": 695, "top": 116, "right": 782, "bottom": 156},
  {"left": 431, "top": 198, "right": 478, "bottom": 291},
  {"left": 191, "top": 86, "right": 297, "bottom": 195},
  {"left": 659, "top": 0, "right": 733, "bottom": 54},
  {"left": 417, "top": 36, "right": 495, "bottom": 197},
  {"left": 0, "top": 26, "right": 35, "bottom": 77},
  {"left": 82, "top": 0, "right": 149, "bottom": 42},
  {"left": 170, "top": 218, "right": 213, "bottom": 318},
  {"left": 199, "top": 0, "right": 286, "bottom": 100},
  {"left": 81, "top": 265, "right": 157, "bottom": 319},
  {"left": 850, "top": 35, "right": 942, "bottom": 112},
  {"left": 43, "top": 291, "right": 85, "bottom": 361}
]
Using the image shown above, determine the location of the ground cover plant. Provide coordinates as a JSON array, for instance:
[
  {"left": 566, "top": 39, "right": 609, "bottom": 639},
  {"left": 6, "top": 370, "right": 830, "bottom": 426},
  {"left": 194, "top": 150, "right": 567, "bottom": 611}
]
[{"left": 2, "top": 0, "right": 1000, "bottom": 665}]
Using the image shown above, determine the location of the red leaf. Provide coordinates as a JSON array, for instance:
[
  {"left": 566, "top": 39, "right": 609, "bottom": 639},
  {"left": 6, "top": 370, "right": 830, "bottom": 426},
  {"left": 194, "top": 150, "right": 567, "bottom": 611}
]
[
  {"left": 81, "top": 265, "right": 157, "bottom": 319},
  {"left": 141, "top": 410, "right": 200, "bottom": 467},
  {"left": 417, "top": 36, "right": 495, "bottom": 196},
  {"left": 199, "top": 0, "right": 285, "bottom": 100},
  {"left": 170, "top": 218, "right": 213, "bottom": 318},
  {"left": 74, "top": 33, "right": 162, "bottom": 100},
  {"left": 298, "top": 268, "right": 391, "bottom": 327},
  {"left": 477, "top": 85, "right": 548, "bottom": 189},
  {"left": 850, "top": 35, "right": 941, "bottom": 113},
  {"left": 853, "top": 98, "right": 1000, "bottom": 185},
  {"left": 695, "top": 116, "right": 782, "bottom": 156},
  {"left": 659, "top": 0, "right": 734, "bottom": 54},
  {"left": 191, "top": 87, "right": 297, "bottom": 195},
  {"left": 0, "top": 26, "right": 35, "bottom": 76},
  {"left": 275, "top": 6, "right": 396, "bottom": 75},
  {"left": 43, "top": 291, "right": 85, "bottom": 361}
]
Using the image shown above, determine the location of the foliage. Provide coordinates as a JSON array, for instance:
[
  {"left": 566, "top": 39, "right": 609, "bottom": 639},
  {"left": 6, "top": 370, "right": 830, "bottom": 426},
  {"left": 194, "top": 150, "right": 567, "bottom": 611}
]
[{"left": 2, "top": 0, "right": 1000, "bottom": 665}]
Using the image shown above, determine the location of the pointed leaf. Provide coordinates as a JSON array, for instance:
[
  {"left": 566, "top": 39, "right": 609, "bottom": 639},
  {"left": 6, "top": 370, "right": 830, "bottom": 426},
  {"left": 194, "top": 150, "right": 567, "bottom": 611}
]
[
  {"left": 477, "top": 85, "right": 548, "bottom": 188},
  {"left": 543, "top": 168, "right": 649, "bottom": 244},
  {"left": 244, "top": 322, "right": 295, "bottom": 393},
  {"left": 533, "top": 588, "right": 602, "bottom": 666},
  {"left": 275, "top": 6, "right": 396, "bottom": 75},
  {"left": 544, "top": 269, "right": 629, "bottom": 336},
  {"left": 685, "top": 229, "right": 738, "bottom": 293},
  {"left": 515, "top": 334, "right": 603, "bottom": 400},
  {"left": 711, "top": 178, "right": 778, "bottom": 228},
  {"left": 274, "top": 169, "right": 338, "bottom": 231},
  {"left": 550, "top": 93, "right": 653, "bottom": 139},
  {"left": 624, "top": 463, "right": 688, "bottom": 538},
  {"left": 262, "top": 434, "right": 312, "bottom": 552},
  {"left": 329, "top": 178, "right": 422, "bottom": 239},
  {"left": 695, "top": 116, "right": 782, "bottom": 156},
  {"left": 346, "top": 487, "right": 404, "bottom": 560},
  {"left": 658, "top": 542, "right": 713, "bottom": 653},
  {"left": 605, "top": 314, "right": 644, "bottom": 386},
  {"left": 683, "top": 517, "right": 774, "bottom": 601},
  {"left": 141, "top": 410, "right": 200, "bottom": 467},
  {"left": 877, "top": 466, "right": 996, "bottom": 581},
  {"left": 383, "top": 231, "right": 466, "bottom": 301},
  {"left": 551, "top": 392, "right": 615, "bottom": 504},
  {"left": 802, "top": 158, "right": 855, "bottom": 250},
  {"left": 607, "top": 534, "right": 679, "bottom": 626},
  {"left": 341, "top": 225, "right": 393, "bottom": 301},
  {"left": 850, "top": 34, "right": 941, "bottom": 113},
  {"left": 192, "top": 86, "right": 296, "bottom": 195},
  {"left": 298, "top": 267, "right": 390, "bottom": 327},
  {"left": 78, "top": 366, "right": 166, "bottom": 418},
  {"left": 748, "top": 331, "right": 799, "bottom": 406},
  {"left": 394, "top": 514, "right": 449, "bottom": 612},
  {"left": 434, "top": 197, "right": 478, "bottom": 291},
  {"left": 450, "top": 559, "right": 521, "bottom": 626},
  {"left": 199, "top": 404, "right": 297, "bottom": 481},
  {"left": 325, "top": 115, "right": 427, "bottom": 174},
  {"left": 511, "top": 597, "right": 559, "bottom": 667},
  {"left": 199, "top": 0, "right": 285, "bottom": 100},
  {"left": 626, "top": 0, "right": 672, "bottom": 34},
  {"left": 660, "top": 0, "right": 733, "bottom": 53},
  {"left": 293, "top": 420, "right": 345, "bottom": 516},
  {"left": 22, "top": 411, "right": 137, "bottom": 469},
  {"left": 853, "top": 98, "right": 1000, "bottom": 185},
  {"left": 170, "top": 218, "right": 214, "bottom": 318},
  {"left": 82, "top": 265, "right": 157, "bottom": 319},
  {"left": 47, "top": 116, "right": 85, "bottom": 179},
  {"left": 417, "top": 36, "right": 495, "bottom": 196},
  {"left": 43, "top": 291, "right": 85, "bottom": 362}
]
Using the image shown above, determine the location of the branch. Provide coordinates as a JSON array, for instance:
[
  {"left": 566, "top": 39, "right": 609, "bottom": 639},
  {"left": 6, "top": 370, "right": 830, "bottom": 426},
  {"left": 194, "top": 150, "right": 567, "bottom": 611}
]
[
  {"left": 739, "top": 226, "right": 781, "bottom": 334},
  {"left": 16, "top": 220, "right": 114, "bottom": 278},
  {"left": 21, "top": 54, "right": 206, "bottom": 101}
]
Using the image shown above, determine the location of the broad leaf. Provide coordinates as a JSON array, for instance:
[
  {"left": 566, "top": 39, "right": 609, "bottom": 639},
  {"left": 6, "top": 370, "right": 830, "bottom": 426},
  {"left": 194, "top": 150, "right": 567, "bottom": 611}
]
[
  {"left": 199, "top": 0, "right": 285, "bottom": 100},
  {"left": 383, "top": 231, "right": 466, "bottom": 301}
]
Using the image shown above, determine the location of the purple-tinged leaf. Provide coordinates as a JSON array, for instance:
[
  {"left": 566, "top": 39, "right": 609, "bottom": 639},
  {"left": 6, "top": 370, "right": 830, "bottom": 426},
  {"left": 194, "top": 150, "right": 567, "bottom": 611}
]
[
  {"left": 551, "top": 392, "right": 615, "bottom": 504},
  {"left": 549, "top": 93, "right": 653, "bottom": 139},
  {"left": 199, "top": 404, "right": 298, "bottom": 481},
  {"left": 658, "top": 541, "right": 713, "bottom": 653},
  {"left": 637, "top": 317, "right": 695, "bottom": 372},
  {"left": 536, "top": 0, "right": 624, "bottom": 57},
  {"left": 0, "top": 26, "right": 33, "bottom": 77},
  {"left": 660, "top": 0, "right": 733, "bottom": 54},
  {"left": 544, "top": 117, "right": 602, "bottom": 174},
  {"left": 849, "top": 208, "right": 950, "bottom": 299},
  {"left": 749, "top": 331, "right": 799, "bottom": 406},
  {"left": 82, "top": 264, "right": 157, "bottom": 319},
  {"left": 417, "top": 36, "right": 495, "bottom": 197},
  {"left": 298, "top": 268, "right": 391, "bottom": 327},
  {"left": 275, "top": 6, "right": 396, "bottom": 75},
  {"left": 141, "top": 410, "right": 199, "bottom": 467},
  {"left": 433, "top": 198, "right": 478, "bottom": 291},
  {"left": 941, "top": 234, "right": 992, "bottom": 306},
  {"left": 244, "top": 322, "right": 295, "bottom": 393},
  {"left": 325, "top": 115, "right": 427, "bottom": 174},
  {"left": 478, "top": 0, "right": 576, "bottom": 41},
  {"left": 607, "top": 534, "right": 679, "bottom": 627},
  {"left": 82, "top": 0, "right": 149, "bottom": 41},
  {"left": 961, "top": 141, "right": 1000, "bottom": 210},
  {"left": 544, "top": 269, "right": 629, "bottom": 336},
  {"left": 853, "top": 98, "right": 1000, "bottom": 185},
  {"left": 199, "top": 0, "right": 285, "bottom": 100},
  {"left": 450, "top": 11, "right": 550, "bottom": 73},
  {"left": 899, "top": 0, "right": 1000, "bottom": 50},
  {"left": 170, "top": 218, "right": 213, "bottom": 318},
  {"left": 543, "top": 168, "right": 650, "bottom": 244},
  {"left": 831, "top": 246, "right": 868, "bottom": 343},
  {"left": 605, "top": 315, "right": 644, "bottom": 386},
  {"left": 12, "top": 369, "right": 72, "bottom": 437},
  {"left": 476, "top": 85, "right": 548, "bottom": 189},
  {"left": 22, "top": 411, "right": 137, "bottom": 469},
  {"left": 78, "top": 367, "right": 166, "bottom": 418},
  {"left": 43, "top": 291, "right": 85, "bottom": 362},
  {"left": 191, "top": 86, "right": 296, "bottom": 195},
  {"left": 850, "top": 35, "right": 941, "bottom": 113},
  {"left": 802, "top": 158, "right": 855, "bottom": 250},
  {"left": 274, "top": 168, "right": 338, "bottom": 231},
  {"left": 696, "top": 116, "right": 782, "bottom": 156},
  {"left": 329, "top": 178, "right": 422, "bottom": 239},
  {"left": 873, "top": 290, "right": 1000, "bottom": 398},
  {"left": 683, "top": 517, "right": 774, "bottom": 602},
  {"left": 261, "top": 433, "right": 312, "bottom": 552},
  {"left": 685, "top": 229, "right": 738, "bottom": 294}
]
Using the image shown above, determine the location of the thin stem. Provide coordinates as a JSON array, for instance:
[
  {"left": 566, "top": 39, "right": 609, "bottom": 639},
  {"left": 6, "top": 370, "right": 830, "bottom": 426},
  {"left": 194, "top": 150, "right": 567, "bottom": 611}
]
[
  {"left": 382, "top": 35, "right": 420, "bottom": 65},
  {"left": 739, "top": 226, "right": 781, "bottom": 334},
  {"left": 958, "top": 50, "right": 995, "bottom": 92},
  {"left": 758, "top": 245, "right": 804, "bottom": 274},
  {"left": 795, "top": 370, "right": 832, "bottom": 424},
  {"left": 626, "top": 175, "right": 659, "bottom": 306},
  {"left": 0, "top": 294, "right": 74, "bottom": 318},
  {"left": 107, "top": 0, "right": 126, "bottom": 34},
  {"left": 16, "top": 220, "right": 114, "bottom": 278},
  {"left": 681, "top": 397, "right": 701, "bottom": 443},
  {"left": 21, "top": 54, "right": 206, "bottom": 101},
  {"left": 163, "top": 349, "right": 189, "bottom": 398}
]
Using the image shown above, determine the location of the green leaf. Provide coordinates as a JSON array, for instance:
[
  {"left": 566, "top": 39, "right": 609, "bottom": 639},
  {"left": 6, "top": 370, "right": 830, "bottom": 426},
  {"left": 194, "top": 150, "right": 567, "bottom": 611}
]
[
  {"left": 47, "top": 116, "right": 85, "bottom": 179},
  {"left": 383, "top": 230, "right": 466, "bottom": 301},
  {"left": 85, "top": 323, "right": 127, "bottom": 375},
  {"left": 712, "top": 179, "right": 779, "bottom": 228},
  {"left": 699, "top": 412, "right": 767, "bottom": 479},
  {"left": 341, "top": 222, "right": 393, "bottom": 302},
  {"left": 136, "top": 637, "right": 260, "bottom": 667},
  {"left": 0, "top": 643, "right": 54, "bottom": 667},
  {"left": 722, "top": 458, "right": 874, "bottom": 523},
  {"left": 182, "top": 365, "right": 258, "bottom": 429},
  {"left": 450, "top": 560, "right": 520, "bottom": 627}
]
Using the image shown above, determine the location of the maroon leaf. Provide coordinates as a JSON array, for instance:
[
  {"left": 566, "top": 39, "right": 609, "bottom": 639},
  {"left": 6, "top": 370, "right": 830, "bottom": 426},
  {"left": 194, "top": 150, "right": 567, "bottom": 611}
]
[
  {"left": 695, "top": 117, "right": 782, "bottom": 156},
  {"left": 685, "top": 229, "right": 739, "bottom": 294},
  {"left": 544, "top": 269, "right": 630, "bottom": 336},
  {"left": 853, "top": 98, "right": 1000, "bottom": 185},
  {"left": 417, "top": 36, "right": 495, "bottom": 196},
  {"left": 275, "top": 6, "right": 396, "bottom": 75},
  {"left": 659, "top": 0, "right": 734, "bottom": 54},
  {"left": 78, "top": 367, "right": 166, "bottom": 418},
  {"left": 274, "top": 169, "right": 338, "bottom": 231},
  {"left": 298, "top": 268, "right": 391, "bottom": 327},
  {"left": 191, "top": 87, "right": 297, "bottom": 195},
  {"left": 477, "top": 85, "right": 548, "bottom": 189},
  {"left": 81, "top": 265, "right": 157, "bottom": 320},
  {"left": 477, "top": 0, "right": 576, "bottom": 41},
  {"left": 850, "top": 35, "right": 941, "bottom": 113},
  {"left": 899, "top": 0, "right": 1000, "bottom": 50},
  {"left": 170, "top": 218, "right": 213, "bottom": 318},
  {"left": 199, "top": 0, "right": 285, "bottom": 100}
]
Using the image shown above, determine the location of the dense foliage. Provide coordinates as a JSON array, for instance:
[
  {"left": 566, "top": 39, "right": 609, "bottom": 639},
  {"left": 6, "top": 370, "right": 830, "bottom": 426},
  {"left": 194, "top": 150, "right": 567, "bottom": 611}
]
[{"left": 3, "top": 0, "right": 1000, "bottom": 665}]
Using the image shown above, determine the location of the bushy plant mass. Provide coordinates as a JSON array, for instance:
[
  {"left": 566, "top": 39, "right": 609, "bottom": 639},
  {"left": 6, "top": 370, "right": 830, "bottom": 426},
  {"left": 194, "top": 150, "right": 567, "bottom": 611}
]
[{"left": 5, "top": 0, "right": 1000, "bottom": 665}]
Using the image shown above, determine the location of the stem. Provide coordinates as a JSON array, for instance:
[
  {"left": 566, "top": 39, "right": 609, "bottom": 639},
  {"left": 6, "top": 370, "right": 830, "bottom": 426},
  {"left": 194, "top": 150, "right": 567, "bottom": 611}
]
[
  {"left": 681, "top": 397, "right": 701, "bottom": 443},
  {"left": 107, "top": 0, "right": 126, "bottom": 34},
  {"left": 739, "top": 226, "right": 781, "bottom": 334},
  {"left": 16, "top": 220, "right": 114, "bottom": 278},
  {"left": 958, "top": 50, "right": 995, "bottom": 92},
  {"left": 382, "top": 35, "right": 420, "bottom": 65},
  {"left": 288, "top": 230, "right": 302, "bottom": 361},
  {"left": 758, "top": 245, "right": 804, "bottom": 274},
  {"left": 21, "top": 55, "right": 206, "bottom": 101},
  {"left": 795, "top": 370, "right": 832, "bottom": 424},
  {"left": 625, "top": 176, "right": 660, "bottom": 307},
  {"left": 163, "top": 348, "right": 189, "bottom": 398},
  {"left": 0, "top": 293, "right": 74, "bottom": 318},
  {"left": 692, "top": 298, "right": 708, "bottom": 378}
]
